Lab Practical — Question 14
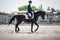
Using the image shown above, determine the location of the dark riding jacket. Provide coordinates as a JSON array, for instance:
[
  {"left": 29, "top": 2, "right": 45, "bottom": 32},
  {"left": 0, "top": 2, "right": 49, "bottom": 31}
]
[
  {"left": 28, "top": 4, "right": 34, "bottom": 14},
  {"left": 28, "top": 4, "right": 32, "bottom": 13}
]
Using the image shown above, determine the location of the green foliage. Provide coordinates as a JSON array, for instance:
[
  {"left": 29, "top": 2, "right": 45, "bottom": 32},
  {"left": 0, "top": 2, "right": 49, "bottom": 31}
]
[
  {"left": 18, "top": 5, "right": 28, "bottom": 11},
  {"left": 39, "top": 8, "right": 43, "bottom": 11},
  {"left": 57, "top": 13, "right": 60, "bottom": 16},
  {"left": 51, "top": 8, "right": 56, "bottom": 12},
  {"left": 32, "top": 6, "right": 39, "bottom": 11},
  {"left": 18, "top": 5, "right": 39, "bottom": 11}
]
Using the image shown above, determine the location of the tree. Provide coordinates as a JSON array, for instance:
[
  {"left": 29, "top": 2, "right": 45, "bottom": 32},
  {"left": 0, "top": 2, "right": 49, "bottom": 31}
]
[
  {"left": 47, "top": 7, "right": 50, "bottom": 11},
  {"left": 18, "top": 5, "right": 27, "bottom": 11},
  {"left": 39, "top": 5, "right": 43, "bottom": 11},
  {"left": 32, "top": 6, "right": 39, "bottom": 11},
  {"left": 51, "top": 8, "right": 56, "bottom": 13},
  {"left": 18, "top": 5, "right": 39, "bottom": 11}
]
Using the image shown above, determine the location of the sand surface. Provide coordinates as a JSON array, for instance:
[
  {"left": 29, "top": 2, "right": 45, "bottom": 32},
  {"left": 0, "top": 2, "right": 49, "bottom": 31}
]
[{"left": 0, "top": 24, "right": 60, "bottom": 40}]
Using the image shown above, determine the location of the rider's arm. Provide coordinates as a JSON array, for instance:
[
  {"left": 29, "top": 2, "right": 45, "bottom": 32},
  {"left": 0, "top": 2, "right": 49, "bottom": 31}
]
[
  {"left": 30, "top": 7, "right": 35, "bottom": 12},
  {"left": 32, "top": 10, "right": 35, "bottom": 12},
  {"left": 28, "top": 5, "right": 35, "bottom": 13}
]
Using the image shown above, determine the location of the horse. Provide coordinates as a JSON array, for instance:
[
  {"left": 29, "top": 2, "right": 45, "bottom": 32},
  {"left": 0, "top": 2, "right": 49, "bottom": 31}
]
[{"left": 9, "top": 11, "right": 45, "bottom": 33}]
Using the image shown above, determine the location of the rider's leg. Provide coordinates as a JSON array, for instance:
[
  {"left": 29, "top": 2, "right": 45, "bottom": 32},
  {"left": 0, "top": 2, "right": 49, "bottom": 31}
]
[{"left": 28, "top": 13, "right": 31, "bottom": 19}]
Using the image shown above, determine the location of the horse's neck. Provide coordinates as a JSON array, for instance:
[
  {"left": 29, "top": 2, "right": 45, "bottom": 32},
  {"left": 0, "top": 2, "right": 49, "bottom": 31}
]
[{"left": 34, "top": 13, "right": 40, "bottom": 20}]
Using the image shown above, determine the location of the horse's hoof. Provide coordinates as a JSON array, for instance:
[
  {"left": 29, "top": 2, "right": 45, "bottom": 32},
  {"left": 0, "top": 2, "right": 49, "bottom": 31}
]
[
  {"left": 35, "top": 30, "right": 37, "bottom": 32},
  {"left": 31, "top": 30, "right": 34, "bottom": 33},
  {"left": 15, "top": 30, "right": 19, "bottom": 33},
  {"left": 31, "top": 31, "right": 34, "bottom": 33},
  {"left": 15, "top": 31, "right": 19, "bottom": 33}
]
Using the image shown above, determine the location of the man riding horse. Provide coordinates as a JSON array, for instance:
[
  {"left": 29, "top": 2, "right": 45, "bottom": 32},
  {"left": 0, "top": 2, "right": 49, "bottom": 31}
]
[{"left": 27, "top": 0, "right": 35, "bottom": 19}]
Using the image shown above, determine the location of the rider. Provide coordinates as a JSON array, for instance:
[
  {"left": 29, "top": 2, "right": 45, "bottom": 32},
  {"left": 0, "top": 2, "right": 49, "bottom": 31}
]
[{"left": 27, "top": 0, "right": 35, "bottom": 19}]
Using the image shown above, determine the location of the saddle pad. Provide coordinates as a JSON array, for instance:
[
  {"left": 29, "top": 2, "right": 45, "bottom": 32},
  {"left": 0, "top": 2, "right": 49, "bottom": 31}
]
[{"left": 25, "top": 14, "right": 34, "bottom": 19}]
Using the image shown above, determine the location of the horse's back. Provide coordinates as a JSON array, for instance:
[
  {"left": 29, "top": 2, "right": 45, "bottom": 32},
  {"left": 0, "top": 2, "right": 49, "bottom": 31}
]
[{"left": 15, "top": 15, "right": 25, "bottom": 19}]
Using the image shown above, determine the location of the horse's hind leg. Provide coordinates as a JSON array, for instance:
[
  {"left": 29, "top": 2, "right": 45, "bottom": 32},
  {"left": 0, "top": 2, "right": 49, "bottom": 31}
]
[
  {"left": 34, "top": 22, "right": 39, "bottom": 32},
  {"left": 15, "top": 23, "right": 20, "bottom": 33},
  {"left": 15, "top": 21, "right": 22, "bottom": 33}
]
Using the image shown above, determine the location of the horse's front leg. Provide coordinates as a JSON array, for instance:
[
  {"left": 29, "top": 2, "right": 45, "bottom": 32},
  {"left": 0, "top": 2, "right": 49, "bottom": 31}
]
[
  {"left": 31, "top": 22, "right": 34, "bottom": 33},
  {"left": 34, "top": 22, "right": 39, "bottom": 32}
]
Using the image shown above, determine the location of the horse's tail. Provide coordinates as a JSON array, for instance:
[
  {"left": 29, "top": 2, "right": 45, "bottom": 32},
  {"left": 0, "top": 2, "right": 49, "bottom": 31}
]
[{"left": 9, "top": 15, "right": 16, "bottom": 24}]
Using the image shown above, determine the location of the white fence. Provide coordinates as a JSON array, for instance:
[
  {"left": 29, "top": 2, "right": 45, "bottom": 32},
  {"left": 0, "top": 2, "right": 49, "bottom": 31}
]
[{"left": 0, "top": 11, "right": 60, "bottom": 24}]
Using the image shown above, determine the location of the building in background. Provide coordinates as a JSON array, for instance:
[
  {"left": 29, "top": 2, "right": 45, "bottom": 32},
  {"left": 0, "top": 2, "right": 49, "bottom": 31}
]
[
  {"left": 0, "top": 12, "right": 12, "bottom": 24},
  {"left": 0, "top": 11, "right": 60, "bottom": 24}
]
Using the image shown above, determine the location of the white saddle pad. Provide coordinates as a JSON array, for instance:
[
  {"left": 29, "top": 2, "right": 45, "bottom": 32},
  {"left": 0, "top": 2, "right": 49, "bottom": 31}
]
[{"left": 25, "top": 14, "right": 34, "bottom": 19}]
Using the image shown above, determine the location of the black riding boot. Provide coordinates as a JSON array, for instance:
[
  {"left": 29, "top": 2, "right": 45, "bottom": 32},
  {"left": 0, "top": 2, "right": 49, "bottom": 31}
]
[{"left": 28, "top": 15, "right": 31, "bottom": 20}]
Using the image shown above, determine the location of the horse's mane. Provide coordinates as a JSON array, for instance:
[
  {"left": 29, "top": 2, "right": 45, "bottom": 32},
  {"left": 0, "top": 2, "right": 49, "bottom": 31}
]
[
  {"left": 36, "top": 10, "right": 45, "bottom": 13},
  {"left": 34, "top": 10, "right": 45, "bottom": 16}
]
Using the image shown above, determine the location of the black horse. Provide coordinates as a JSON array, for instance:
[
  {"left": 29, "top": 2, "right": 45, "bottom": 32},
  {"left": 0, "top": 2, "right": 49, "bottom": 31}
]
[{"left": 9, "top": 11, "right": 45, "bottom": 33}]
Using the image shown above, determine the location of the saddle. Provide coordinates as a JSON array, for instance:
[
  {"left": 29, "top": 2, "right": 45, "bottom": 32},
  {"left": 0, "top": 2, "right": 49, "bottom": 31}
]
[{"left": 25, "top": 13, "right": 34, "bottom": 19}]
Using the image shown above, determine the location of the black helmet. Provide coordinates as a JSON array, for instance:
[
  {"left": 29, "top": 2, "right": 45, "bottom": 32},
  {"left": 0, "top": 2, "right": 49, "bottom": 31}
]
[{"left": 29, "top": 0, "right": 32, "bottom": 3}]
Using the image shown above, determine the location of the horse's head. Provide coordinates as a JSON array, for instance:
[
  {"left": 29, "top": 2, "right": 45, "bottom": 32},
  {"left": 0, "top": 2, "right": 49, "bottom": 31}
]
[{"left": 36, "top": 11, "right": 45, "bottom": 20}]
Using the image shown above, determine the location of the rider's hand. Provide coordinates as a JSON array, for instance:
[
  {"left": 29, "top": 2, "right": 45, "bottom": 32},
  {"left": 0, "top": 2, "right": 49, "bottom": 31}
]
[{"left": 33, "top": 10, "right": 35, "bottom": 13}]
